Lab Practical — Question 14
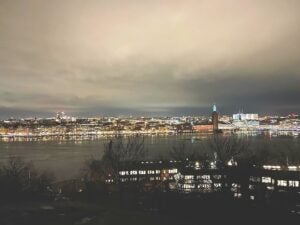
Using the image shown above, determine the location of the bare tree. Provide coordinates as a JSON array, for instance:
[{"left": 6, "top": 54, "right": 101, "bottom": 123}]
[
  {"left": 208, "top": 134, "right": 249, "bottom": 169},
  {"left": 0, "top": 157, "right": 54, "bottom": 201},
  {"left": 169, "top": 141, "right": 197, "bottom": 162},
  {"left": 276, "top": 141, "right": 300, "bottom": 168},
  {"left": 247, "top": 139, "right": 300, "bottom": 168},
  {"left": 207, "top": 134, "right": 250, "bottom": 198},
  {"left": 247, "top": 139, "right": 272, "bottom": 167},
  {"left": 170, "top": 141, "right": 212, "bottom": 169},
  {"left": 84, "top": 157, "right": 105, "bottom": 184},
  {"left": 103, "top": 135, "right": 146, "bottom": 183},
  {"left": 2, "top": 156, "right": 29, "bottom": 180},
  {"left": 82, "top": 135, "right": 147, "bottom": 206},
  {"left": 85, "top": 135, "right": 147, "bottom": 185}
]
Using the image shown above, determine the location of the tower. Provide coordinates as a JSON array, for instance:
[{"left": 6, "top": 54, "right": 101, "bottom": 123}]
[{"left": 212, "top": 104, "right": 219, "bottom": 132}]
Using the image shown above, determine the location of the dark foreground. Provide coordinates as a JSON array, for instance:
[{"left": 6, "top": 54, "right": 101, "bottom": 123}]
[{"left": 1, "top": 192, "right": 299, "bottom": 225}]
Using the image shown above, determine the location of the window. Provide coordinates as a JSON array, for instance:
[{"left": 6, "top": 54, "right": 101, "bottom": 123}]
[
  {"left": 234, "top": 193, "right": 242, "bottom": 198},
  {"left": 232, "top": 183, "right": 240, "bottom": 188},
  {"left": 105, "top": 179, "right": 114, "bottom": 183},
  {"left": 200, "top": 175, "right": 210, "bottom": 180},
  {"left": 147, "top": 170, "right": 155, "bottom": 174},
  {"left": 130, "top": 170, "right": 137, "bottom": 175},
  {"left": 198, "top": 184, "right": 211, "bottom": 190},
  {"left": 198, "top": 175, "right": 212, "bottom": 183},
  {"left": 263, "top": 165, "right": 281, "bottom": 170},
  {"left": 277, "top": 180, "right": 287, "bottom": 187},
  {"left": 213, "top": 175, "right": 222, "bottom": 179},
  {"left": 262, "top": 177, "right": 271, "bottom": 183},
  {"left": 119, "top": 171, "right": 127, "bottom": 176},
  {"left": 288, "top": 166, "right": 297, "bottom": 171},
  {"left": 231, "top": 183, "right": 239, "bottom": 192},
  {"left": 139, "top": 170, "right": 146, "bottom": 175},
  {"left": 289, "top": 180, "right": 299, "bottom": 187},
  {"left": 214, "top": 183, "right": 222, "bottom": 188},
  {"left": 183, "top": 184, "right": 195, "bottom": 189},
  {"left": 185, "top": 175, "right": 194, "bottom": 180},
  {"left": 169, "top": 168, "right": 178, "bottom": 174}
]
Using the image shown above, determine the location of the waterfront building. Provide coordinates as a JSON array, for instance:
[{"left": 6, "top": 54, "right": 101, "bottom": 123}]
[
  {"left": 192, "top": 124, "right": 213, "bottom": 132},
  {"left": 192, "top": 104, "right": 219, "bottom": 133},
  {"left": 233, "top": 113, "right": 258, "bottom": 121},
  {"left": 232, "top": 112, "right": 259, "bottom": 130}
]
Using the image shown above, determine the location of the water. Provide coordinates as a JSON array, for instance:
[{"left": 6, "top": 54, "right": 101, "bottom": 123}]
[{"left": 0, "top": 133, "right": 299, "bottom": 181}]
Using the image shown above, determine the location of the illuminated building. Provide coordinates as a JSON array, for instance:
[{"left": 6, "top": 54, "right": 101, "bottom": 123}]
[
  {"left": 192, "top": 124, "right": 213, "bottom": 132},
  {"left": 105, "top": 160, "right": 300, "bottom": 203},
  {"left": 233, "top": 113, "right": 258, "bottom": 121},
  {"left": 192, "top": 104, "right": 219, "bottom": 132},
  {"left": 232, "top": 112, "right": 259, "bottom": 130}
]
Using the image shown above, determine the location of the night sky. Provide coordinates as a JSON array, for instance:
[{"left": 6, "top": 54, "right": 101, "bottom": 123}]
[{"left": 0, "top": 0, "right": 300, "bottom": 118}]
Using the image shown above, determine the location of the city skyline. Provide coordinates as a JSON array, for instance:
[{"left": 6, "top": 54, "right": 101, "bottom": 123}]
[
  {"left": 1, "top": 0, "right": 300, "bottom": 118},
  {"left": 0, "top": 107, "right": 298, "bottom": 120}
]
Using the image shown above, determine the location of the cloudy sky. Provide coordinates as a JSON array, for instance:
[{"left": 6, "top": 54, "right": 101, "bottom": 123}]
[{"left": 0, "top": 0, "right": 300, "bottom": 118}]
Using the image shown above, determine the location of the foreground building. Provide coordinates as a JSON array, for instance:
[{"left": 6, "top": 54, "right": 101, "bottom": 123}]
[{"left": 112, "top": 160, "right": 300, "bottom": 208}]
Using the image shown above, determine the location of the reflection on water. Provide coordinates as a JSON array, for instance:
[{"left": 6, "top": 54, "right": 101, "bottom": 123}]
[
  {"left": 0, "top": 132, "right": 299, "bottom": 181},
  {"left": 0, "top": 130, "right": 299, "bottom": 142}
]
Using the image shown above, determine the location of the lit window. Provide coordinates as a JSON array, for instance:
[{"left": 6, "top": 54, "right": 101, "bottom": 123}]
[
  {"left": 139, "top": 170, "right": 146, "bottom": 175},
  {"left": 232, "top": 183, "right": 240, "bottom": 188},
  {"left": 289, "top": 180, "right": 299, "bottom": 187},
  {"left": 156, "top": 170, "right": 161, "bottom": 174},
  {"left": 183, "top": 184, "right": 195, "bottom": 189},
  {"left": 277, "top": 180, "right": 287, "bottom": 187},
  {"left": 169, "top": 168, "right": 178, "bottom": 174},
  {"left": 213, "top": 175, "right": 222, "bottom": 179},
  {"left": 130, "top": 170, "right": 137, "bottom": 175},
  {"left": 214, "top": 183, "right": 222, "bottom": 188},
  {"left": 105, "top": 179, "right": 114, "bottom": 183},
  {"left": 119, "top": 171, "right": 126, "bottom": 176},
  {"left": 184, "top": 175, "right": 194, "bottom": 180},
  {"left": 198, "top": 184, "right": 211, "bottom": 190},
  {"left": 288, "top": 166, "right": 297, "bottom": 171},
  {"left": 262, "top": 177, "right": 271, "bottom": 183},
  {"left": 263, "top": 165, "right": 281, "bottom": 170},
  {"left": 200, "top": 175, "right": 210, "bottom": 180},
  {"left": 234, "top": 193, "right": 242, "bottom": 198}
]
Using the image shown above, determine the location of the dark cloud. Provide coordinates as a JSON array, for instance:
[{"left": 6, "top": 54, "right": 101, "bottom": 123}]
[{"left": 0, "top": 0, "right": 300, "bottom": 118}]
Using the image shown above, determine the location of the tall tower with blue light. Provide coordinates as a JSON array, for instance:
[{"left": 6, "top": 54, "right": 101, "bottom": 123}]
[
  {"left": 212, "top": 104, "right": 219, "bottom": 132},
  {"left": 213, "top": 104, "right": 217, "bottom": 112}
]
